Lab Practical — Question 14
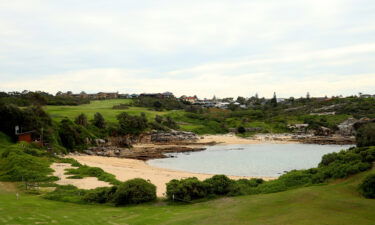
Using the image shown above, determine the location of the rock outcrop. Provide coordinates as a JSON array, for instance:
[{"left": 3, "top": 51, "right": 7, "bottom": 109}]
[{"left": 150, "top": 130, "right": 198, "bottom": 143}]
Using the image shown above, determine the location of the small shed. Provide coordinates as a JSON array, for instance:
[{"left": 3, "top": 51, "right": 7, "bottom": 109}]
[{"left": 16, "top": 131, "right": 35, "bottom": 143}]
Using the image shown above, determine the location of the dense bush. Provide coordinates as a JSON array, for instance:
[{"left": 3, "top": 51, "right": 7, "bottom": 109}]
[
  {"left": 48, "top": 178, "right": 156, "bottom": 206},
  {"left": 117, "top": 112, "right": 148, "bottom": 135},
  {"left": 0, "top": 91, "right": 90, "bottom": 106},
  {"left": 204, "top": 175, "right": 234, "bottom": 196},
  {"left": 166, "top": 177, "right": 208, "bottom": 201},
  {"left": 44, "top": 185, "right": 87, "bottom": 203},
  {"left": 111, "top": 179, "right": 156, "bottom": 206},
  {"left": 58, "top": 118, "right": 94, "bottom": 151},
  {"left": 83, "top": 186, "right": 118, "bottom": 203},
  {"left": 359, "top": 174, "right": 375, "bottom": 199},
  {"left": 0, "top": 104, "right": 52, "bottom": 141},
  {"left": 356, "top": 123, "right": 375, "bottom": 147}
]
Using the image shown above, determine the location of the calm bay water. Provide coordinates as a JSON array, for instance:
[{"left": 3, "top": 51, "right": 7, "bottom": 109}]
[{"left": 147, "top": 143, "right": 352, "bottom": 177}]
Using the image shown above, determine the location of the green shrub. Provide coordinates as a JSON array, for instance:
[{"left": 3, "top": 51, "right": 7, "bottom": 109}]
[
  {"left": 111, "top": 178, "right": 156, "bottom": 206},
  {"left": 204, "top": 175, "right": 234, "bottom": 196},
  {"left": 83, "top": 186, "right": 118, "bottom": 204},
  {"left": 356, "top": 123, "right": 375, "bottom": 147},
  {"left": 359, "top": 174, "right": 375, "bottom": 199},
  {"left": 166, "top": 177, "right": 207, "bottom": 202},
  {"left": 43, "top": 185, "right": 86, "bottom": 203}
]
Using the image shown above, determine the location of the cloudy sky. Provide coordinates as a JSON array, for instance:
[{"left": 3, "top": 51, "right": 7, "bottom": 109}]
[{"left": 1, "top": 0, "right": 374, "bottom": 98}]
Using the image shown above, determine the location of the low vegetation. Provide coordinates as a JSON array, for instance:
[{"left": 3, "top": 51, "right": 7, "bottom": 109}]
[
  {"left": 166, "top": 146, "right": 375, "bottom": 202},
  {"left": 0, "top": 142, "right": 57, "bottom": 182},
  {"left": 65, "top": 165, "right": 121, "bottom": 185},
  {"left": 359, "top": 174, "right": 375, "bottom": 199},
  {"left": 45, "top": 178, "right": 156, "bottom": 206}
]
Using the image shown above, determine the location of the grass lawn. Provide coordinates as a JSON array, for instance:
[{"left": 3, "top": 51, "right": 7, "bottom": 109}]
[
  {"left": 45, "top": 99, "right": 170, "bottom": 123},
  {"left": 0, "top": 169, "right": 374, "bottom": 225}
]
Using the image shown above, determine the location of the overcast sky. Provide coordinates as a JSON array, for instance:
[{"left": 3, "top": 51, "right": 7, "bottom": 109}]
[{"left": 1, "top": 0, "right": 374, "bottom": 98}]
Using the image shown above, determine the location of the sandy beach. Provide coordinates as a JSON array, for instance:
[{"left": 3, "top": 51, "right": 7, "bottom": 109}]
[
  {"left": 63, "top": 155, "right": 274, "bottom": 197},
  {"left": 51, "top": 135, "right": 286, "bottom": 197}
]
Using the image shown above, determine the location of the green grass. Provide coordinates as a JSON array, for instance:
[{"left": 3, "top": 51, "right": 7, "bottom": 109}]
[
  {"left": 0, "top": 169, "right": 374, "bottom": 225},
  {"left": 45, "top": 99, "right": 169, "bottom": 123}
]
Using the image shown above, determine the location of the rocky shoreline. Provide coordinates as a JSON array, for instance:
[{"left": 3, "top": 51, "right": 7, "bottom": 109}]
[
  {"left": 80, "top": 131, "right": 356, "bottom": 160},
  {"left": 252, "top": 134, "right": 356, "bottom": 145}
]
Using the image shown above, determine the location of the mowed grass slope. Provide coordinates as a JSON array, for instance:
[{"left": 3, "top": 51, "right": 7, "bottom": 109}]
[
  {"left": 45, "top": 99, "right": 169, "bottom": 123},
  {"left": 0, "top": 168, "right": 374, "bottom": 225}
]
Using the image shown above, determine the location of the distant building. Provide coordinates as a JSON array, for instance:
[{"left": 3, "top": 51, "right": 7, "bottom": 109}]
[
  {"left": 180, "top": 95, "right": 198, "bottom": 104},
  {"left": 359, "top": 94, "right": 375, "bottom": 98},
  {"left": 16, "top": 131, "right": 34, "bottom": 143},
  {"left": 56, "top": 91, "right": 119, "bottom": 100},
  {"left": 140, "top": 92, "right": 175, "bottom": 99}
]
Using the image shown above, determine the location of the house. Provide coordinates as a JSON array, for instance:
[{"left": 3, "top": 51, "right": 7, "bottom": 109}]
[
  {"left": 140, "top": 92, "right": 175, "bottom": 99},
  {"left": 359, "top": 94, "right": 375, "bottom": 98},
  {"left": 56, "top": 91, "right": 119, "bottom": 99},
  {"left": 181, "top": 95, "right": 198, "bottom": 104},
  {"left": 95, "top": 92, "right": 119, "bottom": 99}
]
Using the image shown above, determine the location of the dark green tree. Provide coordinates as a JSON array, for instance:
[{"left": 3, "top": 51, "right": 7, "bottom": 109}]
[
  {"left": 93, "top": 112, "right": 106, "bottom": 129},
  {"left": 270, "top": 92, "right": 278, "bottom": 107},
  {"left": 75, "top": 113, "right": 88, "bottom": 127}
]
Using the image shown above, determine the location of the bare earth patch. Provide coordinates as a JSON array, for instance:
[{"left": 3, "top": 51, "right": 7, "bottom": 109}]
[{"left": 51, "top": 163, "right": 111, "bottom": 189}]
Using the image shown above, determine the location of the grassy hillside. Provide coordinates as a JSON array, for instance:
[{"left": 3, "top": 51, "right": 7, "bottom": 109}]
[
  {"left": 0, "top": 168, "right": 374, "bottom": 225},
  {"left": 45, "top": 99, "right": 169, "bottom": 123}
]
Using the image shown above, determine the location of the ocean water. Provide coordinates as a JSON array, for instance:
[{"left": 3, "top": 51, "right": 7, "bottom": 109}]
[{"left": 147, "top": 143, "right": 353, "bottom": 177}]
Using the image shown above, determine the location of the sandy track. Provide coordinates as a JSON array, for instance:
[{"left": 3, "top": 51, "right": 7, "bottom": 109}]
[{"left": 51, "top": 163, "right": 111, "bottom": 189}]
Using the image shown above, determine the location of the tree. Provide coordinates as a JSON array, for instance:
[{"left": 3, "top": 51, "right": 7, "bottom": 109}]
[
  {"left": 58, "top": 119, "right": 84, "bottom": 150},
  {"left": 306, "top": 92, "right": 310, "bottom": 100},
  {"left": 236, "top": 96, "right": 246, "bottom": 105},
  {"left": 155, "top": 115, "right": 163, "bottom": 124},
  {"left": 270, "top": 92, "right": 278, "bottom": 107},
  {"left": 75, "top": 113, "right": 88, "bottom": 127},
  {"left": 93, "top": 112, "right": 106, "bottom": 129},
  {"left": 162, "top": 116, "right": 179, "bottom": 129},
  {"left": 153, "top": 101, "right": 162, "bottom": 110},
  {"left": 117, "top": 112, "right": 148, "bottom": 135}
]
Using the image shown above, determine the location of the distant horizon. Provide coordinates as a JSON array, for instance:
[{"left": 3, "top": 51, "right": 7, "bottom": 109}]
[
  {"left": 1, "top": 89, "right": 373, "bottom": 99},
  {"left": 1, "top": 1, "right": 375, "bottom": 98}
]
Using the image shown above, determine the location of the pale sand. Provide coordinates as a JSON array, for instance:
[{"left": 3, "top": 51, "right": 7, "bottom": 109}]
[
  {"left": 197, "top": 134, "right": 298, "bottom": 145},
  {"left": 51, "top": 163, "right": 111, "bottom": 189},
  {"left": 68, "top": 155, "right": 275, "bottom": 197},
  {"left": 197, "top": 134, "right": 262, "bottom": 145}
]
